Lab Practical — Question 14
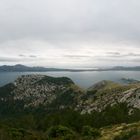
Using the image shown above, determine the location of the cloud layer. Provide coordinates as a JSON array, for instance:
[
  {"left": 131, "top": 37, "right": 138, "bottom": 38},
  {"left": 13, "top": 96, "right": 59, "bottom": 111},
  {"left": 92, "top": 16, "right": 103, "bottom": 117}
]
[{"left": 0, "top": 0, "right": 140, "bottom": 68}]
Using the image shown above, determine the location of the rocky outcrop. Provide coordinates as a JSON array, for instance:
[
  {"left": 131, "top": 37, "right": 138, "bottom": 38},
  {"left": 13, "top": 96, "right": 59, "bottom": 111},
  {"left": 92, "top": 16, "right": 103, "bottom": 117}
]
[
  {"left": 0, "top": 75, "right": 140, "bottom": 115},
  {"left": 76, "top": 81, "right": 140, "bottom": 114},
  {"left": 0, "top": 75, "right": 81, "bottom": 112}
]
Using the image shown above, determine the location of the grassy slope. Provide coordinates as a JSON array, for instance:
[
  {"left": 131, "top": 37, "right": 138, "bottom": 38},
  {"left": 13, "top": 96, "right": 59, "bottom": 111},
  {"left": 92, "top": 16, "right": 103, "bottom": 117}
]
[{"left": 98, "top": 122, "right": 140, "bottom": 140}]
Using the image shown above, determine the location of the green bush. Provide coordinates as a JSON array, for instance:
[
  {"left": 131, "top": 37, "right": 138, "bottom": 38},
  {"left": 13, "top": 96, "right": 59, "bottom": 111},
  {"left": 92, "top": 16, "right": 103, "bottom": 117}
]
[
  {"left": 47, "top": 125, "right": 75, "bottom": 140},
  {"left": 82, "top": 125, "right": 101, "bottom": 138}
]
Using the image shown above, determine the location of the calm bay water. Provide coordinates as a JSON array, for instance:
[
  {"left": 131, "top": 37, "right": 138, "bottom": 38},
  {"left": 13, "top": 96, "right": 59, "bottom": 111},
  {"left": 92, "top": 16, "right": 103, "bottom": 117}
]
[{"left": 0, "top": 71, "right": 140, "bottom": 89}]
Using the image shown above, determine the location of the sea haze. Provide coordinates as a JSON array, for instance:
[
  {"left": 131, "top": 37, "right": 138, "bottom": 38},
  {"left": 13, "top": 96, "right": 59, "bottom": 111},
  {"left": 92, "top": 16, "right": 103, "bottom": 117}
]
[{"left": 0, "top": 71, "right": 140, "bottom": 89}]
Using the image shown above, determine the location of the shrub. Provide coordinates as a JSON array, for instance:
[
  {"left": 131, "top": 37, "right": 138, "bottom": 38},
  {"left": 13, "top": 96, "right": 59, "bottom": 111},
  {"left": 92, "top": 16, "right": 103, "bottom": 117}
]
[
  {"left": 47, "top": 125, "right": 75, "bottom": 140},
  {"left": 82, "top": 125, "right": 101, "bottom": 139}
]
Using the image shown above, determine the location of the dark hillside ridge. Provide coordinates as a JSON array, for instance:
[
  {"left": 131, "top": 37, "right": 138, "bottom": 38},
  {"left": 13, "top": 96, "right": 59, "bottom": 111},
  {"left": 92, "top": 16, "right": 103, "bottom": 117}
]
[{"left": 0, "top": 75, "right": 82, "bottom": 115}]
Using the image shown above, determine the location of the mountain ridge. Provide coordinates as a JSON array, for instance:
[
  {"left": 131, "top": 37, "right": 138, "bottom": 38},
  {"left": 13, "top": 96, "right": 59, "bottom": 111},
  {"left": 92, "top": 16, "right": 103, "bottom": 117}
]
[
  {"left": 0, "top": 64, "right": 140, "bottom": 72},
  {"left": 0, "top": 74, "right": 140, "bottom": 115}
]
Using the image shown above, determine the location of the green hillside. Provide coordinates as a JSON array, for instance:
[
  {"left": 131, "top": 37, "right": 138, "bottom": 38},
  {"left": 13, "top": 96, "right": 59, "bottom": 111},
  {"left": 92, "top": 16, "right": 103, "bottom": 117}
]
[{"left": 0, "top": 75, "right": 139, "bottom": 139}]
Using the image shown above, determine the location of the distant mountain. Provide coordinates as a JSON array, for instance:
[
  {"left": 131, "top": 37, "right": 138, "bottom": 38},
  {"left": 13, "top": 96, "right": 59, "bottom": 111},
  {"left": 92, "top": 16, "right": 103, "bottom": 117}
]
[
  {"left": 109, "top": 66, "right": 140, "bottom": 71},
  {"left": 0, "top": 64, "right": 68, "bottom": 72},
  {"left": 0, "top": 64, "right": 90, "bottom": 72},
  {"left": 0, "top": 64, "right": 140, "bottom": 72}
]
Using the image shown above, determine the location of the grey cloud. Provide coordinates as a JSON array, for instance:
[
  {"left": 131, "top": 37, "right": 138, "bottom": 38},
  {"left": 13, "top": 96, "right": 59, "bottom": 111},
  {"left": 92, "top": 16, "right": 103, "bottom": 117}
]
[
  {"left": 0, "top": 0, "right": 140, "bottom": 67},
  {"left": 128, "top": 53, "right": 140, "bottom": 57},
  {"left": 0, "top": 0, "right": 140, "bottom": 44},
  {"left": 106, "top": 52, "right": 140, "bottom": 58},
  {"left": 95, "top": 54, "right": 140, "bottom": 62},
  {"left": 0, "top": 56, "right": 37, "bottom": 63},
  {"left": 29, "top": 55, "right": 37, "bottom": 58},
  {"left": 0, "top": 57, "right": 21, "bottom": 62},
  {"left": 63, "top": 55, "right": 90, "bottom": 58},
  {"left": 106, "top": 52, "right": 121, "bottom": 55},
  {"left": 131, "top": 58, "right": 140, "bottom": 62},
  {"left": 19, "top": 54, "right": 26, "bottom": 57},
  {"left": 19, "top": 54, "right": 37, "bottom": 58},
  {"left": 96, "top": 57, "right": 129, "bottom": 62}
]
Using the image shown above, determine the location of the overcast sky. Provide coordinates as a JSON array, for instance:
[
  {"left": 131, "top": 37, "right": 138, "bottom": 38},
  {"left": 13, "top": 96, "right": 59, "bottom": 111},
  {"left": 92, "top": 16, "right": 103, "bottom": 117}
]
[{"left": 0, "top": 0, "right": 140, "bottom": 68}]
